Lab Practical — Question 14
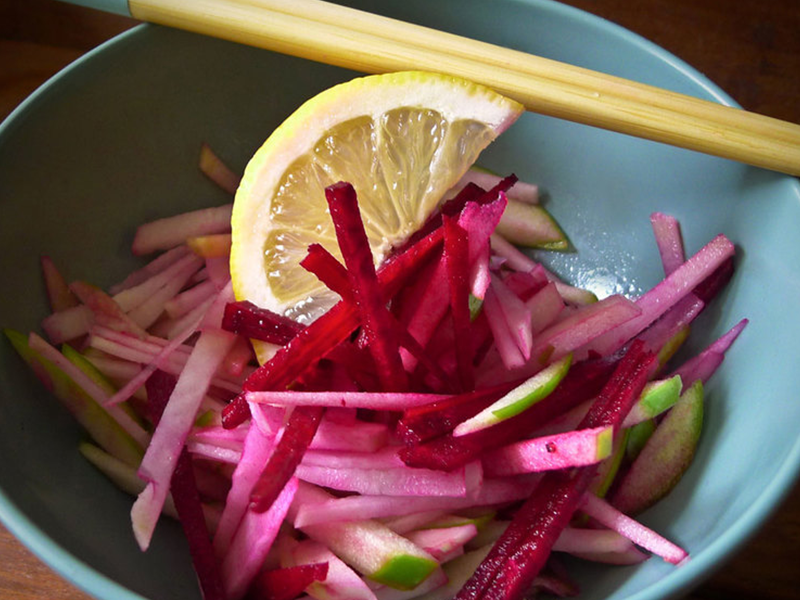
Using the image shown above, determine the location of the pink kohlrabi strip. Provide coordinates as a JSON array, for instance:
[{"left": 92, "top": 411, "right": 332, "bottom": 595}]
[
  {"left": 89, "top": 331, "right": 239, "bottom": 396},
  {"left": 580, "top": 234, "right": 735, "bottom": 358},
  {"left": 489, "top": 274, "right": 533, "bottom": 359},
  {"left": 461, "top": 193, "right": 508, "bottom": 299},
  {"left": 301, "top": 446, "right": 403, "bottom": 470},
  {"left": 525, "top": 282, "right": 565, "bottom": 334},
  {"left": 41, "top": 304, "right": 94, "bottom": 344},
  {"left": 530, "top": 294, "right": 641, "bottom": 364},
  {"left": 205, "top": 256, "right": 232, "bottom": 288},
  {"left": 131, "top": 204, "right": 233, "bottom": 256},
  {"left": 108, "top": 282, "right": 236, "bottom": 407},
  {"left": 448, "top": 170, "right": 538, "bottom": 205},
  {"left": 406, "top": 523, "right": 479, "bottom": 562},
  {"left": 554, "top": 527, "right": 635, "bottom": 556},
  {"left": 162, "top": 296, "right": 216, "bottom": 340},
  {"left": 131, "top": 327, "right": 236, "bottom": 551},
  {"left": 113, "top": 253, "right": 203, "bottom": 313},
  {"left": 293, "top": 476, "right": 540, "bottom": 527},
  {"left": 186, "top": 440, "right": 241, "bottom": 464},
  {"left": 164, "top": 279, "right": 219, "bottom": 319},
  {"left": 489, "top": 233, "right": 537, "bottom": 273},
  {"left": 482, "top": 281, "right": 525, "bottom": 369},
  {"left": 636, "top": 294, "right": 704, "bottom": 355},
  {"left": 650, "top": 212, "right": 686, "bottom": 276},
  {"left": 125, "top": 255, "right": 204, "bottom": 329},
  {"left": 290, "top": 539, "right": 378, "bottom": 600},
  {"left": 213, "top": 411, "right": 277, "bottom": 558},
  {"left": 190, "top": 424, "right": 248, "bottom": 448},
  {"left": 481, "top": 426, "right": 612, "bottom": 477},
  {"left": 581, "top": 495, "right": 688, "bottom": 564},
  {"left": 220, "top": 476, "right": 299, "bottom": 600},
  {"left": 480, "top": 295, "right": 639, "bottom": 385},
  {"left": 253, "top": 405, "right": 390, "bottom": 453},
  {"left": 244, "top": 390, "right": 447, "bottom": 410},
  {"left": 294, "top": 461, "right": 480, "bottom": 497},
  {"left": 102, "top": 317, "right": 204, "bottom": 407},
  {"left": 90, "top": 325, "right": 191, "bottom": 363},
  {"left": 70, "top": 281, "right": 148, "bottom": 338},
  {"left": 669, "top": 318, "right": 748, "bottom": 389},
  {"left": 109, "top": 245, "right": 191, "bottom": 294}
]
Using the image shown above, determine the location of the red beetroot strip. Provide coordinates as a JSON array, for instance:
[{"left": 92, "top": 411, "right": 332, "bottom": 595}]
[
  {"left": 301, "top": 242, "right": 453, "bottom": 392},
  {"left": 222, "top": 300, "right": 304, "bottom": 345},
  {"left": 443, "top": 214, "right": 475, "bottom": 391},
  {"left": 325, "top": 181, "right": 408, "bottom": 392},
  {"left": 301, "top": 243, "right": 353, "bottom": 303},
  {"left": 249, "top": 405, "right": 324, "bottom": 513},
  {"left": 454, "top": 341, "right": 657, "bottom": 600},
  {"left": 145, "top": 370, "right": 226, "bottom": 600}
]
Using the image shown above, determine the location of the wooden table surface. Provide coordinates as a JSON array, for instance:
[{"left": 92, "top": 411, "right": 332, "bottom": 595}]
[{"left": 1, "top": 0, "right": 798, "bottom": 598}]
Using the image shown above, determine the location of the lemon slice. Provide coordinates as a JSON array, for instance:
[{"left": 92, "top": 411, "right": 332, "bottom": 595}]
[{"left": 230, "top": 71, "right": 523, "bottom": 324}]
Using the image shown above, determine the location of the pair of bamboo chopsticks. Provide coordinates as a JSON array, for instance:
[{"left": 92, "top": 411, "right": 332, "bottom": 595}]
[{"left": 125, "top": 0, "right": 800, "bottom": 176}]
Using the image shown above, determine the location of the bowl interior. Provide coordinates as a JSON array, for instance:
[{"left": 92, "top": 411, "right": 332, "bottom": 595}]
[{"left": 1, "top": 1, "right": 799, "bottom": 599}]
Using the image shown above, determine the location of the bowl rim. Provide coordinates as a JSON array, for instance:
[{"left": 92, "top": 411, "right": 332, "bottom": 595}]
[{"left": 1, "top": 1, "right": 799, "bottom": 599}]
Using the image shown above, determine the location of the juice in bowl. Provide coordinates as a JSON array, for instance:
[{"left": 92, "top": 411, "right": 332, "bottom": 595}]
[{"left": 1, "top": 2, "right": 799, "bottom": 600}]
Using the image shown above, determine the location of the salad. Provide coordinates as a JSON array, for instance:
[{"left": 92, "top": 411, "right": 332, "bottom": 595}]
[{"left": 5, "top": 73, "right": 744, "bottom": 600}]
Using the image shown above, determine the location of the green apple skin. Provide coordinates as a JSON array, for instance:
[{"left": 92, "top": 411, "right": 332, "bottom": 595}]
[
  {"left": 5, "top": 329, "right": 143, "bottom": 467},
  {"left": 610, "top": 380, "right": 704, "bottom": 516}
]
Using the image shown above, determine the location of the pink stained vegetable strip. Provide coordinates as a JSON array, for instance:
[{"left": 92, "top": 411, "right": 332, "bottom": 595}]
[
  {"left": 145, "top": 370, "right": 226, "bottom": 600},
  {"left": 650, "top": 212, "right": 686, "bottom": 276},
  {"left": 8, "top": 137, "right": 750, "bottom": 600}
]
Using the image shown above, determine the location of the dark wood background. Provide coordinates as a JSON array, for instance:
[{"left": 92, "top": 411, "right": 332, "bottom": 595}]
[{"left": 0, "top": 0, "right": 798, "bottom": 598}]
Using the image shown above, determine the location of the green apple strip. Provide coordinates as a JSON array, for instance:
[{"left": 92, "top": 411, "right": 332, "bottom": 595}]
[
  {"left": 611, "top": 380, "right": 704, "bottom": 515},
  {"left": 78, "top": 442, "right": 178, "bottom": 520},
  {"left": 621, "top": 375, "right": 682, "bottom": 427},
  {"left": 293, "top": 483, "right": 438, "bottom": 590},
  {"left": 453, "top": 354, "right": 572, "bottom": 437},
  {"left": 4, "top": 329, "right": 144, "bottom": 468},
  {"left": 482, "top": 425, "right": 613, "bottom": 476},
  {"left": 495, "top": 199, "right": 568, "bottom": 250}
]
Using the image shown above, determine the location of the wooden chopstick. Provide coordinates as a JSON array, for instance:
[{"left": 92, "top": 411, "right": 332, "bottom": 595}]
[{"left": 129, "top": 0, "right": 800, "bottom": 176}]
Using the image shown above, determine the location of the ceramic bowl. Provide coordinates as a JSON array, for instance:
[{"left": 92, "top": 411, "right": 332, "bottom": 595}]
[{"left": 1, "top": 1, "right": 799, "bottom": 599}]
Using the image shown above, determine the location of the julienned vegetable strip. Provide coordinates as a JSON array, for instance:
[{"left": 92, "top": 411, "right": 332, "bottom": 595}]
[
  {"left": 443, "top": 214, "right": 475, "bottom": 391},
  {"left": 145, "top": 370, "right": 226, "bottom": 600},
  {"left": 249, "top": 405, "right": 324, "bottom": 512},
  {"left": 132, "top": 326, "right": 236, "bottom": 550},
  {"left": 325, "top": 181, "right": 409, "bottom": 392}
]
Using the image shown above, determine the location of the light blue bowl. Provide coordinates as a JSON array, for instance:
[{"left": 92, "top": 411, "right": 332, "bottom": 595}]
[{"left": 1, "top": 1, "right": 798, "bottom": 599}]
